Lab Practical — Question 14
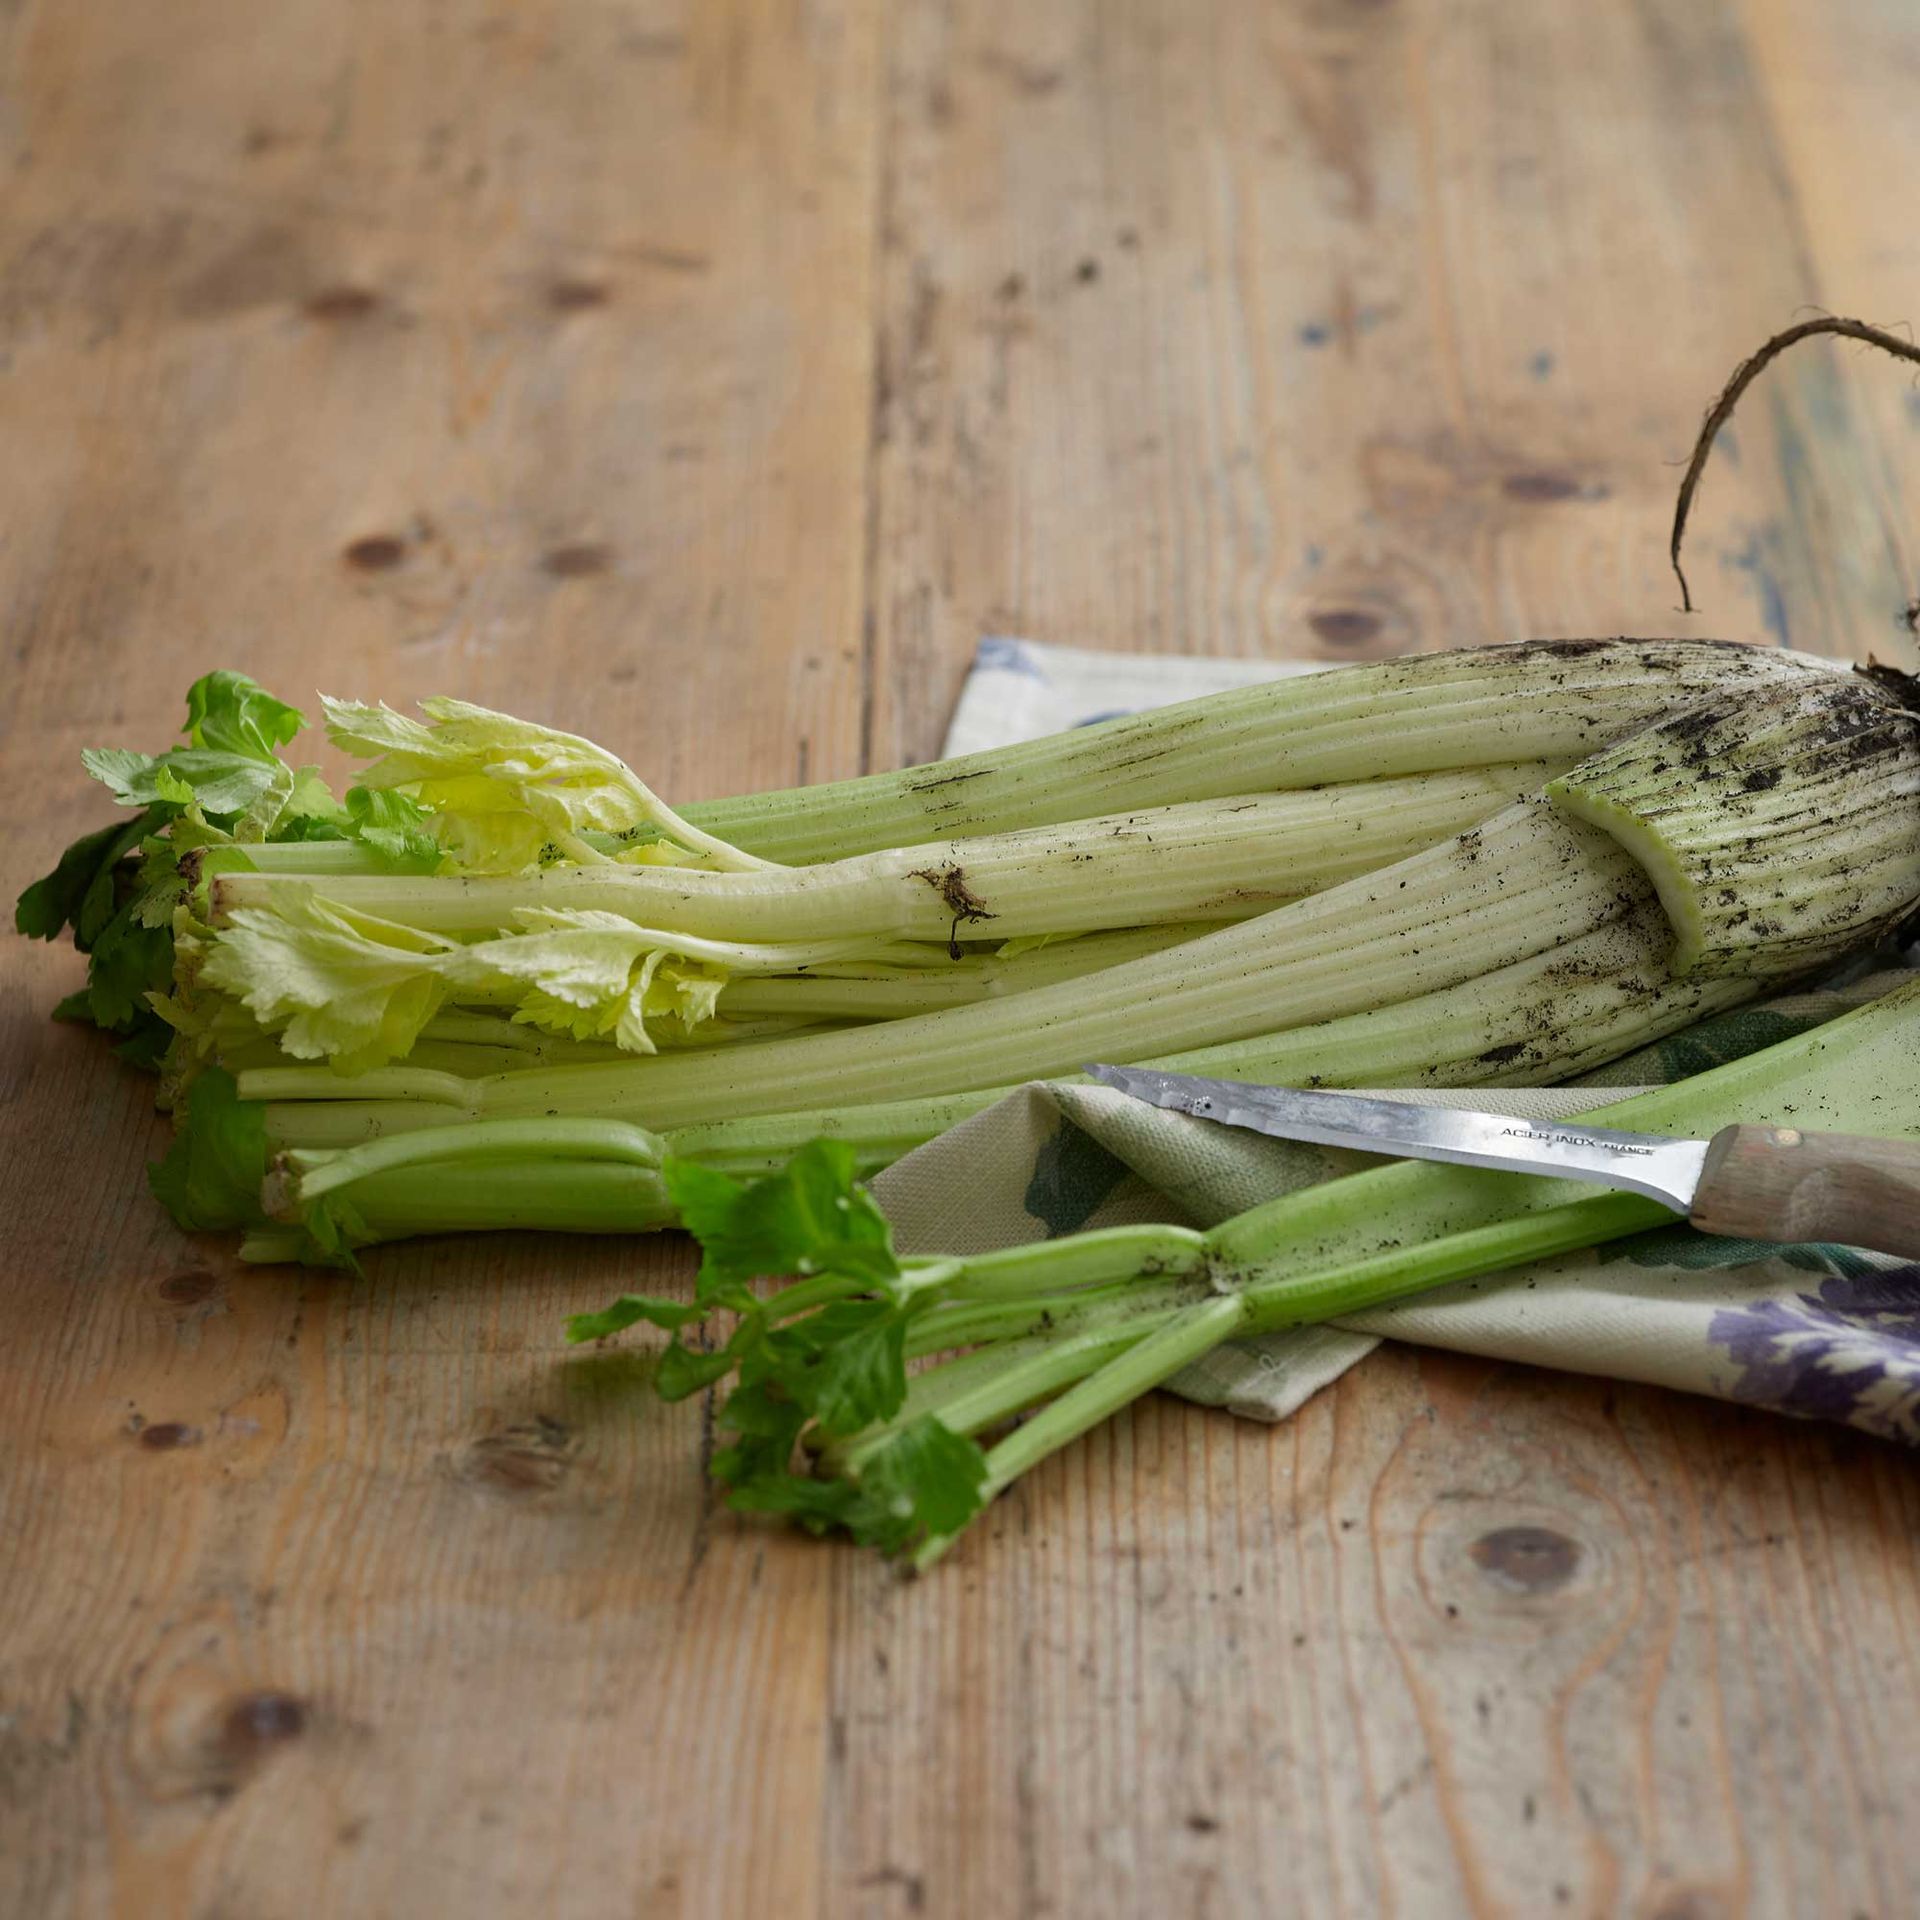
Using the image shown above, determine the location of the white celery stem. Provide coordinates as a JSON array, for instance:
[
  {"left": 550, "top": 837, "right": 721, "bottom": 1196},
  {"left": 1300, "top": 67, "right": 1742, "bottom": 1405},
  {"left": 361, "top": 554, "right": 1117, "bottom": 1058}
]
[
  {"left": 254, "top": 904, "right": 1756, "bottom": 1172},
  {"left": 1547, "top": 673, "right": 1920, "bottom": 977},
  {"left": 240, "top": 800, "right": 1653, "bottom": 1127},
  {"left": 240, "top": 842, "right": 391, "bottom": 876},
  {"left": 673, "top": 640, "right": 1830, "bottom": 861},
  {"left": 210, "top": 763, "right": 1558, "bottom": 945},
  {"left": 716, "top": 922, "right": 1221, "bottom": 1018}
]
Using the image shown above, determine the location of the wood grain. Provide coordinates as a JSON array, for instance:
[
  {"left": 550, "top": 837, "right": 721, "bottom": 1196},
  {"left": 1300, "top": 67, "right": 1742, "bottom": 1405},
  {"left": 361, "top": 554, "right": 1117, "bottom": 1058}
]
[
  {"left": 1694, "top": 1125, "right": 1920, "bottom": 1258},
  {"left": 4, "top": 1, "right": 1920, "bottom": 1916}
]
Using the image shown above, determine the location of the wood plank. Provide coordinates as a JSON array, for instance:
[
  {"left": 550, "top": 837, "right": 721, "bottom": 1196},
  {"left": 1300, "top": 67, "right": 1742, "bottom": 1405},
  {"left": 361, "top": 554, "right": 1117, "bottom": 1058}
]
[
  {"left": 0, "top": 1, "right": 883, "bottom": 1913},
  {"left": 1736, "top": 0, "right": 1920, "bottom": 667},
  {"left": 843, "top": 0, "right": 1920, "bottom": 1913},
  {"left": 860, "top": 0, "right": 1918, "bottom": 782},
  {"left": 819, "top": 1352, "right": 1920, "bottom": 1916}
]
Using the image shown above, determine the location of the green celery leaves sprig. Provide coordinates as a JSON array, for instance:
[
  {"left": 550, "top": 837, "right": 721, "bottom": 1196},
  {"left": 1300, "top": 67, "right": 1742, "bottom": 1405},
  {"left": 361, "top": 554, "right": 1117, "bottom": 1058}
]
[
  {"left": 571, "top": 1141, "right": 992, "bottom": 1554},
  {"left": 16, "top": 671, "right": 441, "bottom": 1066},
  {"left": 16, "top": 803, "right": 177, "bottom": 1055}
]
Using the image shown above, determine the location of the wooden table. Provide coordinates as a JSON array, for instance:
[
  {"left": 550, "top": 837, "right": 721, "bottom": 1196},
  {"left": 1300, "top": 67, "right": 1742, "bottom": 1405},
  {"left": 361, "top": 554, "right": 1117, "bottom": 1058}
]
[{"left": 5, "top": 4, "right": 1919, "bottom": 1914}]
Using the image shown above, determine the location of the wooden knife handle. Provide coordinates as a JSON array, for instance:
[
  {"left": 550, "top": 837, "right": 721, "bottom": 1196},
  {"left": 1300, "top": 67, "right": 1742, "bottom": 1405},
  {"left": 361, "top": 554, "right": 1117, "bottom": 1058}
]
[{"left": 1693, "top": 1126, "right": 1920, "bottom": 1260}]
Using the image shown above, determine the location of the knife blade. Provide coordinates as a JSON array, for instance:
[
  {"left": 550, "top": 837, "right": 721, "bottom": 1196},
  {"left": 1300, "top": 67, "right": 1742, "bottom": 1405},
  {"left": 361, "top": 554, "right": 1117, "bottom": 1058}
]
[
  {"left": 1081, "top": 1063, "right": 1920, "bottom": 1259},
  {"left": 1083, "top": 1063, "right": 1710, "bottom": 1206}
]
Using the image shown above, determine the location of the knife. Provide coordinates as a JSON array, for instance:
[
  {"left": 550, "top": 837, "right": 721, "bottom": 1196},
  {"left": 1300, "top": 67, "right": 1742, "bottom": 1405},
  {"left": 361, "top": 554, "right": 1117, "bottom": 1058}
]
[{"left": 1082, "top": 1063, "right": 1920, "bottom": 1260}]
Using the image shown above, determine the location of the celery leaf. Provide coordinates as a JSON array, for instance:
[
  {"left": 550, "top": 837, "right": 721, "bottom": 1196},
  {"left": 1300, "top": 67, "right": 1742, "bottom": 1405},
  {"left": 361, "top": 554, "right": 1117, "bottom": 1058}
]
[
  {"left": 199, "top": 889, "right": 454, "bottom": 1069},
  {"left": 82, "top": 745, "right": 290, "bottom": 823},
  {"left": 856, "top": 1417, "right": 988, "bottom": 1542},
  {"left": 767, "top": 1298, "right": 910, "bottom": 1434},
  {"left": 15, "top": 808, "right": 163, "bottom": 945},
  {"left": 566, "top": 1293, "right": 705, "bottom": 1341},
  {"left": 343, "top": 786, "right": 443, "bottom": 870},
  {"left": 324, "top": 692, "right": 713, "bottom": 869},
  {"left": 148, "top": 1068, "right": 268, "bottom": 1231},
  {"left": 183, "top": 670, "right": 304, "bottom": 759},
  {"left": 494, "top": 914, "right": 727, "bottom": 1054},
  {"left": 726, "top": 1416, "right": 987, "bottom": 1554},
  {"left": 662, "top": 1139, "right": 901, "bottom": 1296},
  {"left": 655, "top": 1339, "right": 743, "bottom": 1400},
  {"left": 81, "top": 906, "right": 176, "bottom": 1031}
]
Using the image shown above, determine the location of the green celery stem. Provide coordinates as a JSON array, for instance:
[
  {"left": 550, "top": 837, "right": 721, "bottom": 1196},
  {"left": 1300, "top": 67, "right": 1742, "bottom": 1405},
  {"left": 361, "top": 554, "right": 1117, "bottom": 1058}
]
[
  {"left": 856, "top": 1322, "right": 1154, "bottom": 1473},
  {"left": 984, "top": 1293, "right": 1247, "bottom": 1491},
  {"left": 901, "top": 1275, "right": 1211, "bottom": 1357},
  {"left": 332, "top": 1161, "right": 676, "bottom": 1238},
  {"left": 938, "top": 1224, "right": 1209, "bottom": 1298},
  {"left": 905, "top": 1188, "right": 1672, "bottom": 1568},
  {"left": 909, "top": 1294, "right": 1249, "bottom": 1571},
  {"left": 289, "top": 1116, "right": 666, "bottom": 1201},
  {"left": 1237, "top": 1189, "right": 1665, "bottom": 1333}
]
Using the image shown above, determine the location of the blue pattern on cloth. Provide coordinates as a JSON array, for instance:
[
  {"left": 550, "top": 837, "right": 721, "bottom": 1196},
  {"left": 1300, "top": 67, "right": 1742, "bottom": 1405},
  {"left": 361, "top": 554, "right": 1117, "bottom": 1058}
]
[
  {"left": 971, "top": 636, "right": 1049, "bottom": 678},
  {"left": 1708, "top": 1267, "right": 1920, "bottom": 1441}
]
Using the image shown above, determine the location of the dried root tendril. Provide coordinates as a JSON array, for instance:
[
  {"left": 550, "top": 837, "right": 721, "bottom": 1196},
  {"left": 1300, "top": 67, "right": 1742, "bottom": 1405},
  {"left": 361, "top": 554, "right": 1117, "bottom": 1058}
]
[{"left": 1670, "top": 316, "right": 1920, "bottom": 616}]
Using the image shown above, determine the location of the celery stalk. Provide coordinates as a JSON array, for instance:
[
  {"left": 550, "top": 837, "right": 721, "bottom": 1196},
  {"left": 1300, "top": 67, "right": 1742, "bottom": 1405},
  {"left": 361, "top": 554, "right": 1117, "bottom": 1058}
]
[
  {"left": 249, "top": 905, "right": 1756, "bottom": 1178},
  {"left": 675, "top": 640, "right": 1827, "bottom": 861},
  {"left": 1548, "top": 672, "right": 1920, "bottom": 977},
  {"left": 599, "top": 978, "right": 1920, "bottom": 1564},
  {"left": 240, "top": 800, "right": 1657, "bottom": 1126},
  {"left": 211, "top": 762, "right": 1557, "bottom": 945}
]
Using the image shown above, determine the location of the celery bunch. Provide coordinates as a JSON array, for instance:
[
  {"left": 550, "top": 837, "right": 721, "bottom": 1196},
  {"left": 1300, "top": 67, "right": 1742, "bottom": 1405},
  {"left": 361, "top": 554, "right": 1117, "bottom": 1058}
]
[{"left": 17, "top": 642, "right": 1919, "bottom": 1267}]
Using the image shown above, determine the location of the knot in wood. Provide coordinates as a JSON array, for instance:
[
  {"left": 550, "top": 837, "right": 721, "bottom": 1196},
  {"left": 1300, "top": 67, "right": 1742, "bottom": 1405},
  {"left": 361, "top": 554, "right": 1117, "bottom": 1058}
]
[
  {"left": 156, "top": 1267, "right": 218, "bottom": 1305},
  {"left": 1502, "top": 469, "right": 1587, "bottom": 503},
  {"left": 342, "top": 533, "right": 406, "bottom": 572},
  {"left": 1468, "top": 1524, "right": 1580, "bottom": 1594},
  {"left": 456, "top": 1414, "right": 578, "bottom": 1495},
  {"left": 1307, "top": 606, "right": 1384, "bottom": 648},
  {"left": 218, "top": 1690, "right": 308, "bottom": 1760}
]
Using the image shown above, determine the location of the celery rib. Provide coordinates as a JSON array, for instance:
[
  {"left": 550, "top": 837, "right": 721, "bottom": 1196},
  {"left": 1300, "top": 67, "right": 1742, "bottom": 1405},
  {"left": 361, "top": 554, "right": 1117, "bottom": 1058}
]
[{"left": 678, "top": 641, "right": 1826, "bottom": 861}]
